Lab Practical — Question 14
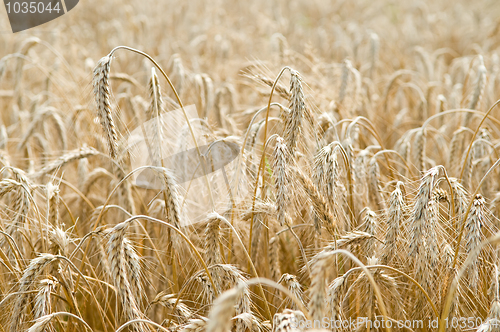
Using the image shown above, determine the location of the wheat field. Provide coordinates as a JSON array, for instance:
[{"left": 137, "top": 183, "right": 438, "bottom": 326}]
[{"left": 1, "top": 0, "right": 500, "bottom": 331}]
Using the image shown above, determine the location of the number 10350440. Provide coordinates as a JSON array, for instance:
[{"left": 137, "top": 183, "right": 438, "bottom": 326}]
[{"left": 5, "top": 2, "right": 61, "bottom": 14}]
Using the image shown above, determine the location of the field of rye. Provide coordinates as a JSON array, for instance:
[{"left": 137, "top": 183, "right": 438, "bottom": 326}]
[{"left": 2, "top": 0, "right": 500, "bottom": 331}]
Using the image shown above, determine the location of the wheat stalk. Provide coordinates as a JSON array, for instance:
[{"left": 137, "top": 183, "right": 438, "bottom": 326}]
[
  {"left": 93, "top": 56, "right": 119, "bottom": 159},
  {"left": 106, "top": 221, "right": 143, "bottom": 321},
  {"left": 272, "top": 136, "right": 290, "bottom": 227},
  {"left": 283, "top": 69, "right": 305, "bottom": 155},
  {"left": 10, "top": 254, "right": 58, "bottom": 332},
  {"left": 381, "top": 182, "right": 405, "bottom": 265}
]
